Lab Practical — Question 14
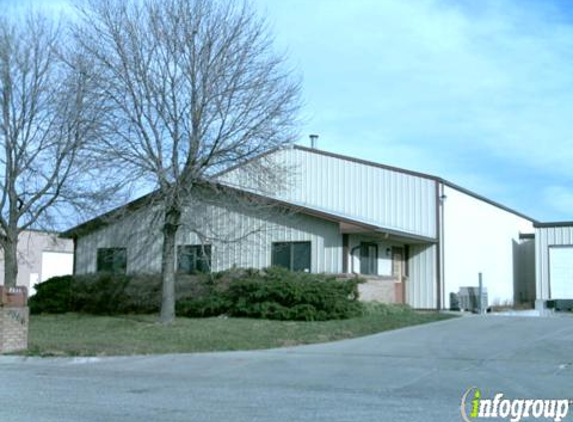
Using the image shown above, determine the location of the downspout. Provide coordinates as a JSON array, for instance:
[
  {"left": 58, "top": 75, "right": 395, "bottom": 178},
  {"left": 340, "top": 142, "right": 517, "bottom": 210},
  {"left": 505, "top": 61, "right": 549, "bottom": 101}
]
[
  {"left": 435, "top": 181, "right": 443, "bottom": 310},
  {"left": 440, "top": 183, "right": 446, "bottom": 309}
]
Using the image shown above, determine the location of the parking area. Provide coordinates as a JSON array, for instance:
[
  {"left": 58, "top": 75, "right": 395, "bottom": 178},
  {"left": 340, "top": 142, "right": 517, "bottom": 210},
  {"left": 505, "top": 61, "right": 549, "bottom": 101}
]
[{"left": 1, "top": 315, "right": 572, "bottom": 422}]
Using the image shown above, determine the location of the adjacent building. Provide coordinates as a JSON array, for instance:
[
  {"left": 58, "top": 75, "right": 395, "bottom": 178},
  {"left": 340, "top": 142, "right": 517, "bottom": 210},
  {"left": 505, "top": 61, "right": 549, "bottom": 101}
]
[{"left": 0, "top": 230, "right": 74, "bottom": 296}]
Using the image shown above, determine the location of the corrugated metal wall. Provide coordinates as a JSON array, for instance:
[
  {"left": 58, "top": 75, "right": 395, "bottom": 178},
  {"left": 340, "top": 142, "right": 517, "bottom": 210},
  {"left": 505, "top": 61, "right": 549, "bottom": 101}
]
[
  {"left": 182, "top": 202, "right": 342, "bottom": 272},
  {"left": 75, "top": 202, "right": 343, "bottom": 275},
  {"left": 74, "top": 207, "right": 163, "bottom": 274},
  {"left": 407, "top": 244, "right": 437, "bottom": 309},
  {"left": 222, "top": 147, "right": 437, "bottom": 239},
  {"left": 535, "top": 226, "right": 573, "bottom": 300}
]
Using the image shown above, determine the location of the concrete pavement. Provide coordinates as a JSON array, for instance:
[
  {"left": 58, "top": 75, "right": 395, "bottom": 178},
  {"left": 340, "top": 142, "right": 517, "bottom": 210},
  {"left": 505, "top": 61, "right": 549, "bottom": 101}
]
[{"left": 1, "top": 315, "right": 572, "bottom": 422}]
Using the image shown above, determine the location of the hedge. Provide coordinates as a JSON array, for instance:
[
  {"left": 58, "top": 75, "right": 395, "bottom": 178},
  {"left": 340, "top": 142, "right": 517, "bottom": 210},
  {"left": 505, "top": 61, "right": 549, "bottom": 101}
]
[{"left": 29, "top": 267, "right": 363, "bottom": 321}]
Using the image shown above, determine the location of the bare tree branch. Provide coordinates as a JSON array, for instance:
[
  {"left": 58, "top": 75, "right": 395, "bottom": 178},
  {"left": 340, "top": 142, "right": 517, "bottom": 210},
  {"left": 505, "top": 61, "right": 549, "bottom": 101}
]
[
  {"left": 0, "top": 12, "right": 119, "bottom": 287},
  {"left": 73, "top": 0, "right": 301, "bottom": 322}
]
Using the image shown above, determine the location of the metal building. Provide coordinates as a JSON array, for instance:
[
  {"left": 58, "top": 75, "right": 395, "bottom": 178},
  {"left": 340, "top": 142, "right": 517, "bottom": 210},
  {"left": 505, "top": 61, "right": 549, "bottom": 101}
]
[
  {"left": 534, "top": 222, "right": 573, "bottom": 309},
  {"left": 63, "top": 145, "right": 537, "bottom": 310}
]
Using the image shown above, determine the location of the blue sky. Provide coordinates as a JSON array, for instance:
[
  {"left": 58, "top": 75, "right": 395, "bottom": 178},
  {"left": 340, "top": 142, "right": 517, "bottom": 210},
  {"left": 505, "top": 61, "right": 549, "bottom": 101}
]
[
  {"left": 253, "top": 0, "right": 573, "bottom": 222},
  {"left": 6, "top": 0, "right": 573, "bottom": 222}
]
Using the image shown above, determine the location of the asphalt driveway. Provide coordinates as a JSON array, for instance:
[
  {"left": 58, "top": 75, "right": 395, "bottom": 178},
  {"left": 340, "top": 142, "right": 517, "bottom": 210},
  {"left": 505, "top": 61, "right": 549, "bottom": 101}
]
[{"left": 1, "top": 315, "right": 572, "bottom": 422}]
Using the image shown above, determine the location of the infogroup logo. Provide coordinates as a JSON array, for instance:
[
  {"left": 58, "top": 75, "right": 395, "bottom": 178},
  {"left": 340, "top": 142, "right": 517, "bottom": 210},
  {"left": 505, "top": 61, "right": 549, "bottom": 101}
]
[{"left": 461, "top": 387, "right": 571, "bottom": 422}]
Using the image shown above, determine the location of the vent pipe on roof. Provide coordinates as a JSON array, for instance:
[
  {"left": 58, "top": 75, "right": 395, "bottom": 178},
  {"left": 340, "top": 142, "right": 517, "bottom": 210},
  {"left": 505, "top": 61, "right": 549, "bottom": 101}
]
[{"left": 309, "top": 134, "right": 319, "bottom": 149}]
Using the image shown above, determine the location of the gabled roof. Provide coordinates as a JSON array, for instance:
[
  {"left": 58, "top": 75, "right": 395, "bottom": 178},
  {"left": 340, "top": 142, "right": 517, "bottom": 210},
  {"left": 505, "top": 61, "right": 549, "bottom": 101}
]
[
  {"left": 60, "top": 191, "right": 159, "bottom": 238},
  {"left": 61, "top": 181, "right": 436, "bottom": 242},
  {"left": 62, "top": 143, "right": 538, "bottom": 238},
  {"left": 533, "top": 221, "right": 573, "bottom": 228},
  {"left": 291, "top": 145, "right": 538, "bottom": 223}
]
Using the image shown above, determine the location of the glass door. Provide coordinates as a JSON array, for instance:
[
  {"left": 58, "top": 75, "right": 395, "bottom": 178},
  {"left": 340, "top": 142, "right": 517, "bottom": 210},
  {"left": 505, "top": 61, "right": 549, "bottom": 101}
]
[{"left": 360, "top": 243, "right": 378, "bottom": 275}]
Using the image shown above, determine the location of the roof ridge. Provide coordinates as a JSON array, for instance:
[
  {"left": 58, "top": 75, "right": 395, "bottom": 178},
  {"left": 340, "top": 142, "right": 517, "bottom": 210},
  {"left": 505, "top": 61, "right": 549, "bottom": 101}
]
[{"left": 293, "top": 144, "right": 538, "bottom": 224}]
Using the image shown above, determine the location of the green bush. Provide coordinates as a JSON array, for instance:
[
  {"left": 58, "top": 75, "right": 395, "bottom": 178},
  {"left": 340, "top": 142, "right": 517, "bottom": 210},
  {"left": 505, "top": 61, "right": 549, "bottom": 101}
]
[
  {"left": 118, "top": 274, "right": 162, "bottom": 314},
  {"left": 176, "top": 294, "right": 231, "bottom": 318},
  {"left": 30, "top": 267, "right": 363, "bottom": 321},
  {"left": 224, "top": 267, "right": 362, "bottom": 321},
  {"left": 30, "top": 273, "right": 164, "bottom": 315},
  {"left": 72, "top": 273, "right": 131, "bottom": 314},
  {"left": 29, "top": 275, "right": 74, "bottom": 314}
]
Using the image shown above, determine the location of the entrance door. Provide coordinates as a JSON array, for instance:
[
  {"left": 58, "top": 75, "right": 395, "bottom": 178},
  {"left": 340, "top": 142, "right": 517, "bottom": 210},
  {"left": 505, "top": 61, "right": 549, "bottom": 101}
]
[
  {"left": 392, "top": 247, "right": 405, "bottom": 303},
  {"left": 360, "top": 243, "right": 378, "bottom": 275}
]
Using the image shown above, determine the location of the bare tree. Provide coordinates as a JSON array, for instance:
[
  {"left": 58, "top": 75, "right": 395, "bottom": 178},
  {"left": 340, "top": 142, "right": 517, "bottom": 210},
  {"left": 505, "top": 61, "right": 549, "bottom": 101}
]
[
  {"left": 0, "top": 14, "right": 107, "bottom": 288},
  {"left": 73, "top": 0, "right": 301, "bottom": 323}
]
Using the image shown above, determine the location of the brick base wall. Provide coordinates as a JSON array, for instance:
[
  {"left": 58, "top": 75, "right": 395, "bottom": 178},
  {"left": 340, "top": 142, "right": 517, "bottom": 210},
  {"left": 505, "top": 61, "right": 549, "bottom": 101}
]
[
  {"left": 0, "top": 307, "right": 29, "bottom": 353},
  {"left": 358, "top": 278, "right": 397, "bottom": 303}
]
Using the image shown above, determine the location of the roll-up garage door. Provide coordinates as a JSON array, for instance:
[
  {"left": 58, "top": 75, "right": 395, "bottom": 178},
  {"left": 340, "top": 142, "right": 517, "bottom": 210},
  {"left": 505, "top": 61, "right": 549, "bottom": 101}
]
[{"left": 549, "top": 246, "right": 573, "bottom": 299}]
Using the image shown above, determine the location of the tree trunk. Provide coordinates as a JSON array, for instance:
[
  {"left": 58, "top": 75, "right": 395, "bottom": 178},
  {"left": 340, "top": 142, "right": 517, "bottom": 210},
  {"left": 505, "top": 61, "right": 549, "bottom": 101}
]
[
  {"left": 3, "top": 237, "right": 18, "bottom": 288},
  {"left": 159, "top": 206, "right": 181, "bottom": 323}
]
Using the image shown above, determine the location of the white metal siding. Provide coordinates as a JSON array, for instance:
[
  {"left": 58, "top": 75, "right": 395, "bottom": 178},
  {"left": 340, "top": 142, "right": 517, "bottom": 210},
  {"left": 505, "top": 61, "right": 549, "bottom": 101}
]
[
  {"left": 442, "top": 185, "right": 534, "bottom": 308},
  {"left": 535, "top": 226, "right": 573, "bottom": 300},
  {"left": 407, "top": 244, "right": 437, "bottom": 309},
  {"left": 222, "top": 148, "right": 437, "bottom": 238},
  {"left": 75, "top": 203, "right": 343, "bottom": 275}
]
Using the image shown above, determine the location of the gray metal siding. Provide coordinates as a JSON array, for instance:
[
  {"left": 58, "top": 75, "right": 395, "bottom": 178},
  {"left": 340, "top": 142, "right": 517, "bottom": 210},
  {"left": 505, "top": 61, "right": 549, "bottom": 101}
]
[
  {"left": 181, "top": 203, "right": 342, "bottom": 273},
  {"left": 75, "top": 208, "right": 163, "bottom": 274},
  {"left": 222, "top": 148, "right": 437, "bottom": 238},
  {"left": 75, "top": 203, "right": 343, "bottom": 275},
  {"left": 407, "top": 244, "right": 437, "bottom": 309},
  {"left": 535, "top": 226, "right": 573, "bottom": 300}
]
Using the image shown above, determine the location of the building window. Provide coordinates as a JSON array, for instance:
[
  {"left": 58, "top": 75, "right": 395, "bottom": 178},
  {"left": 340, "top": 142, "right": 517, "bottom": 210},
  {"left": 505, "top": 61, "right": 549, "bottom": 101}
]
[
  {"left": 360, "top": 242, "right": 378, "bottom": 275},
  {"left": 96, "top": 248, "right": 127, "bottom": 274},
  {"left": 271, "top": 241, "right": 311, "bottom": 272},
  {"left": 177, "top": 245, "right": 211, "bottom": 274}
]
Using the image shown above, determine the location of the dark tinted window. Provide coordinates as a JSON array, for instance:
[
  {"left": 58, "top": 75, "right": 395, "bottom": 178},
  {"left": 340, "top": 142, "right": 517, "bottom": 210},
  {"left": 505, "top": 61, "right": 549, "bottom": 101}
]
[
  {"left": 271, "top": 241, "right": 311, "bottom": 272},
  {"left": 360, "top": 243, "right": 378, "bottom": 275},
  {"left": 271, "top": 242, "right": 291, "bottom": 269},
  {"left": 177, "top": 245, "right": 211, "bottom": 274},
  {"left": 97, "top": 248, "right": 127, "bottom": 274}
]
